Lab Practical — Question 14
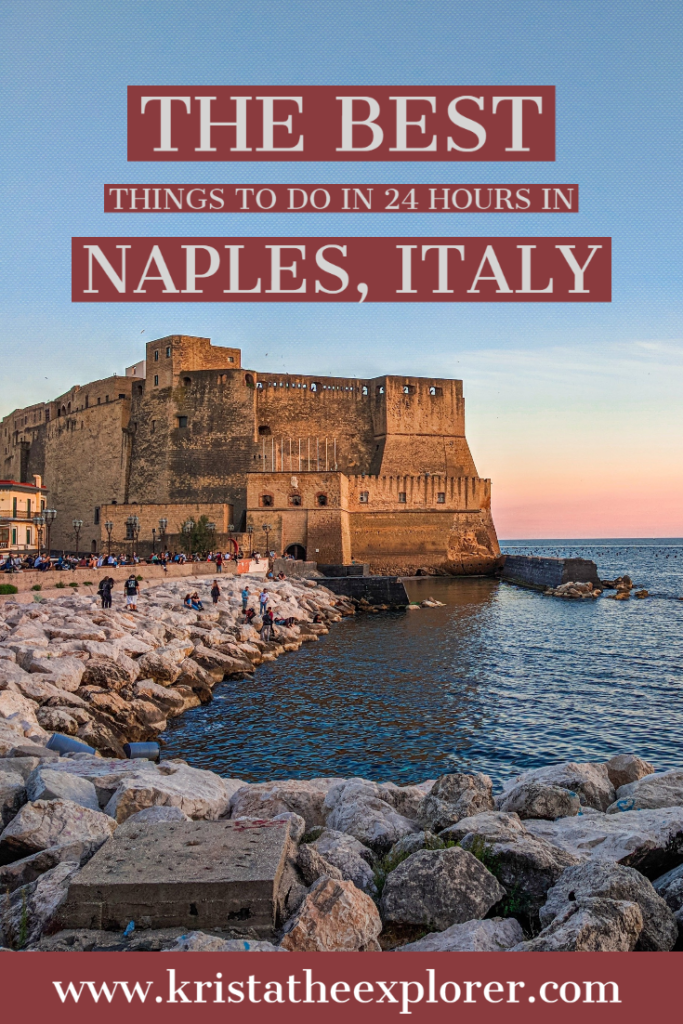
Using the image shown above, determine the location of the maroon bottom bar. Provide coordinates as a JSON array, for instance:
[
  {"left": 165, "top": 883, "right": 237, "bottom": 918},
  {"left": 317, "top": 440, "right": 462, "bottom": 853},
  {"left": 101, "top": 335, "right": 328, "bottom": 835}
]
[{"left": 0, "top": 951, "right": 671, "bottom": 1022}]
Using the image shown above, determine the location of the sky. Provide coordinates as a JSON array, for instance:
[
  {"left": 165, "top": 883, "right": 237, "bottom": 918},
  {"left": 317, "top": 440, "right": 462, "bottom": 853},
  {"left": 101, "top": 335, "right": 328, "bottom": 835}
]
[{"left": 1, "top": 0, "right": 681, "bottom": 538}]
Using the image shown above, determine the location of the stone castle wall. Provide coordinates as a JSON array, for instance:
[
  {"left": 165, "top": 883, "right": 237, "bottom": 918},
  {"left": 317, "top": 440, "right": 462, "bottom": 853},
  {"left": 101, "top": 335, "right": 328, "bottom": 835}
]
[{"left": 1, "top": 334, "right": 500, "bottom": 571}]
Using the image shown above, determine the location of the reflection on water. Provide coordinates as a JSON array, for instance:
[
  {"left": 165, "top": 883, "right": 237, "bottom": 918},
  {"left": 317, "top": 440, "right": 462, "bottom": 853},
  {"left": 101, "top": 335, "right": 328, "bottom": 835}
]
[{"left": 163, "top": 541, "right": 683, "bottom": 786}]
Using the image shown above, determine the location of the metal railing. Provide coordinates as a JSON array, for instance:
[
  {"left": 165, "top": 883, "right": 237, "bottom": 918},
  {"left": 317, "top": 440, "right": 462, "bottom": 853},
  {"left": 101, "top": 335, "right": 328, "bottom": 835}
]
[{"left": 259, "top": 437, "right": 340, "bottom": 473}]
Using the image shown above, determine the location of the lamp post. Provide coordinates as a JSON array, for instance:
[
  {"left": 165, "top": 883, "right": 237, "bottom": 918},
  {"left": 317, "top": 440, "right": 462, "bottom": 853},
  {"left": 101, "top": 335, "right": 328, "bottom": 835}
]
[
  {"left": 151, "top": 527, "right": 156, "bottom": 554},
  {"left": 44, "top": 508, "right": 57, "bottom": 558},
  {"left": 32, "top": 514, "right": 45, "bottom": 556},
  {"left": 206, "top": 521, "right": 216, "bottom": 557},
  {"left": 158, "top": 517, "right": 168, "bottom": 553},
  {"left": 72, "top": 518, "right": 83, "bottom": 558},
  {"left": 246, "top": 524, "right": 253, "bottom": 554},
  {"left": 125, "top": 514, "right": 140, "bottom": 560},
  {"left": 104, "top": 520, "right": 114, "bottom": 555},
  {"left": 227, "top": 521, "right": 235, "bottom": 555},
  {"left": 182, "top": 518, "right": 195, "bottom": 555}
]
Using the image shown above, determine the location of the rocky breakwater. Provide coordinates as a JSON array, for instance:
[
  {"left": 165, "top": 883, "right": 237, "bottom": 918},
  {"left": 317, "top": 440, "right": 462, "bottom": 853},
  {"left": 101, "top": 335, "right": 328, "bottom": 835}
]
[
  {"left": 3, "top": 749, "right": 683, "bottom": 952},
  {"left": 0, "top": 575, "right": 354, "bottom": 760}
]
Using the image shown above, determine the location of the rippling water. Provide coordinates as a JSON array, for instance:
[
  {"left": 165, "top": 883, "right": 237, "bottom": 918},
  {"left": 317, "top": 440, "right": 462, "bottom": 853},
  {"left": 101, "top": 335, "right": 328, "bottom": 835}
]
[{"left": 162, "top": 540, "right": 683, "bottom": 786}]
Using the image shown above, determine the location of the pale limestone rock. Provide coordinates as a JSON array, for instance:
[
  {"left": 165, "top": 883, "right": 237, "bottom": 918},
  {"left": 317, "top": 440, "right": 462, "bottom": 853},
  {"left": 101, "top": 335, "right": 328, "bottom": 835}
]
[
  {"left": 608, "top": 769, "right": 683, "bottom": 814},
  {"left": 230, "top": 777, "right": 344, "bottom": 829},
  {"left": 26, "top": 767, "right": 100, "bottom": 812},
  {"left": 280, "top": 876, "right": 382, "bottom": 951},
  {"left": 417, "top": 772, "right": 495, "bottom": 831},
  {"left": 380, "top": 847, "right": 505, "bottom": 931},
  {"left": 511, "top": 897, "right": 643, "bottom": 952},
  {"left": 499, "top": 762, "right": 615, "bottom": 812},
  {"left": 496, "top": 780, "right": 581, "bottom": 820},
  {"left": 398, "top": 916, "right": 524, "bottom": 952},
  {"left": 324, "top": 778, "right": 419, "bottom": 853},
  {"left": 0, "top": 798, "right": 116, "bottom": 860},
  {"left": 103, "top": 762, "right": 244, "bottom": 823},
  {"left": 605, "top": 754, "right": 655, "bottom": 790},
  {"left": 1, "top": 861, "right": 80, "bottom": 948}
]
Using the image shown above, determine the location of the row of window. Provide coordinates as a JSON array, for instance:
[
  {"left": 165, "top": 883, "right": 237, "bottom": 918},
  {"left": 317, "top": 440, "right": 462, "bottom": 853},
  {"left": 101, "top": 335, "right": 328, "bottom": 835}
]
[
  {"left": 259, "top": 491, "right": 447, "bottom": 507},
  {"left": 0, "top": 526, "right": 33, "bottom": 546}
]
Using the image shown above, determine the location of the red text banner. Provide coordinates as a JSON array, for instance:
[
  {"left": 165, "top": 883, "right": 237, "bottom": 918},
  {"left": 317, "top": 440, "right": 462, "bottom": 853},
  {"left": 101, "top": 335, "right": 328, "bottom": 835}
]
[
  {"left": 104, "top": 183, "right": 578, "bottom": 213},
  {"left": 127, "top": 86, "right": 555, "bottom": 162},
  {"left": 0, "top": 951, "right": 678, "bottom": 1023},
  {"left": 72, "top": 236, "right": 611, "bottom": 303}
]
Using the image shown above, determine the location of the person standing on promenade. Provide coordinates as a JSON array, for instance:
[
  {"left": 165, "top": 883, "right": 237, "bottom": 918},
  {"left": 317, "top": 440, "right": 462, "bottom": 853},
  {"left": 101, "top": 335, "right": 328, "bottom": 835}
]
[
  {"left": 211, "top": 580, "right": 221, "bottom": 604},
  {"left": 215, "top": 551, "right": 223, "bottom": 573}
]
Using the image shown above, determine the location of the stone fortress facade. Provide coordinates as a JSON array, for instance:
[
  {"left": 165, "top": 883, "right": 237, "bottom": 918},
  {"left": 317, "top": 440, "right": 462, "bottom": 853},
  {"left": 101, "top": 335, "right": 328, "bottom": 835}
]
[{"left": 1, "top": 335, "right": 501, "bottom": 575}]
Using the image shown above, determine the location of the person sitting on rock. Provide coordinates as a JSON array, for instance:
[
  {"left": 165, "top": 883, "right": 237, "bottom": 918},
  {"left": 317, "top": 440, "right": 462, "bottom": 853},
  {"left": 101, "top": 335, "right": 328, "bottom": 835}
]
[
  {"left": 190, "top": 591, "right": 204, "bottom": 611},
  {"left": 244, "top": 607, "right": 256, "bottom": 625},
  {"left": 183, "top": 593, "right": 193, "bottom": 608}
]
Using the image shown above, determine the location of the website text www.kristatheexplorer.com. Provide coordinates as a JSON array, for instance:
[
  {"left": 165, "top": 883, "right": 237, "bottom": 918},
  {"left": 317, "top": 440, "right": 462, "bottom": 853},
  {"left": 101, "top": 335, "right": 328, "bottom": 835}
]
[{"left": 51, "top": 968, "right": 621, "bottom": 1013}]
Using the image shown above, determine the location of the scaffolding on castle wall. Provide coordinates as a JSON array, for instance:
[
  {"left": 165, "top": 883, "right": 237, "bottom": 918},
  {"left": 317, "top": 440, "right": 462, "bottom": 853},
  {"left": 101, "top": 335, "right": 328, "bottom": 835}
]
[{"left": 259, "top": 437, "right": 339, "bottom": 473}]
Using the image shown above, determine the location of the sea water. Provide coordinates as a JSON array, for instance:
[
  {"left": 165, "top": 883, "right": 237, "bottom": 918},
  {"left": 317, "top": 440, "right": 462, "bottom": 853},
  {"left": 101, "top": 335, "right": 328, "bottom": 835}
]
[{"left": 162, "top": 540, "right": 683, "bottom": 786}]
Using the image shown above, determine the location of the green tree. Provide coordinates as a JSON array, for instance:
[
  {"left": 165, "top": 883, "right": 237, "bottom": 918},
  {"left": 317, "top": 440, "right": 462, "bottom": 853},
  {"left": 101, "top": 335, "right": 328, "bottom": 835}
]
[{"left": 178, "top": 514, "right": 214, "bottom": 556}]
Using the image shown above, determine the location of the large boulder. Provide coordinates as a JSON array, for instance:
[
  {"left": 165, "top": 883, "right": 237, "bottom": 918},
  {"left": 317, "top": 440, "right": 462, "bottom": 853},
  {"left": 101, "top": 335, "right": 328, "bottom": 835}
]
[
  {"left": 280, "top": 876, "right": 382, "bottom": 951},
  {"left": 36, "top": 708, "right": 79, "bottom": 735},
  {"left": 497, "top": 762, "right": 615, "bottom": 812},
  {"left": 0, "top": 843, "right": 89, "bottom": 892},
  {"left": 459, "top": 830, "right": 580, "bottom": 918},
  {"left": 323, "top": 779, "right": 418, "bottom": 853},
  {"left": 525, "top": 806, "right": 683, "bottom": 878},
  {"left": 0, "top": 770, "right": 26, "bottom": 826},
  {"left": 540, "top": 860, "right": 677, "bottom": 951},
  {"left": 0, "top": 860, "right": 80, "bottom": 948},
  {"left": 378, "top": 780, "right": 434, "bottom": 819},
  {"left": 605, "top": 754, "right": 655, "bottom": 790},
  {"left": 134, "top": 679, "right": 186, "bottom": 716},
  {"left": 309, "top": 829, "right": 377, "bottom": 894},
  {"left": 380, "top": 847, "right": 504, "bottom": 931},
  {"left": 417, "top": 773, "right": 494, "bottom": 832},
  {"left": 511, "top": 897, "right": 643, "bottom": 952},
  {"left": 398, "top": 916, "right": 524, "bottom": 952},
  {"left": 496, "top": 780, "right": 580, "bottom": 820},
  {"left": 296, "top": 843, "right": 344, "bottom": 886},
  {"left": 79, "top": 658, "right": 131, "bottom": 692},
  {"left": 29, "top": 656, "right": 85, "bottom": 692},
  {"left": 135, "top": 650, "right": 183, "bottom": 686},
  {"left": 0, "top": 798, "right": 116, "bottom": 861},
  {"left": 440, "top": 810, "right": 528, "bottom": 845},
  {"left": 102, "top": 762, "right": 244, "bottom": 823},
  {"left": 230, "top": 778, "right": 343, "bottom": 829},
  {"left": 384, "top": 830, "right": 445, "bottom": 872},
  {"left": 25, "top": 767, "right": 100, "bottom": 813},
  {"left": 608, "top": 770, "right": 683, "bottom": 814}
]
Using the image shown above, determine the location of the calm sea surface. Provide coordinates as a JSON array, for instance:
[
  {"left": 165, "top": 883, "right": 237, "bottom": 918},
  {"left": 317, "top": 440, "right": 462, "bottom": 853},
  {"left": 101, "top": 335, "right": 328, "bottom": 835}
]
[{"left": 163, "top": 540, "right": 683, "bottom": 786}]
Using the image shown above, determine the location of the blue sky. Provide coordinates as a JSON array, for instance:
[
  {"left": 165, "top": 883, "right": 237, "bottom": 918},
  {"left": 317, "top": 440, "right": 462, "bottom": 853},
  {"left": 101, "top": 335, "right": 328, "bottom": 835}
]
[{"left": 1, "top": 0, "right": 681, "bottom": 535}]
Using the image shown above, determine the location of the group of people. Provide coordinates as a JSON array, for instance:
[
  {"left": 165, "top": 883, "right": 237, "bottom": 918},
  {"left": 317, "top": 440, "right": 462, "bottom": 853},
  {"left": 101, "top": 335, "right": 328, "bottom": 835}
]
[{"left": 97, "top": 573, "right": 140, "bottom": 611}]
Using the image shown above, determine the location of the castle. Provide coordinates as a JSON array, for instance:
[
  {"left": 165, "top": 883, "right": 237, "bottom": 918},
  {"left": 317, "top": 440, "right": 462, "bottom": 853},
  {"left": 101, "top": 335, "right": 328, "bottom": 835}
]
[{"left": 1, "top": 335, "right": 501, "bottom": 574}]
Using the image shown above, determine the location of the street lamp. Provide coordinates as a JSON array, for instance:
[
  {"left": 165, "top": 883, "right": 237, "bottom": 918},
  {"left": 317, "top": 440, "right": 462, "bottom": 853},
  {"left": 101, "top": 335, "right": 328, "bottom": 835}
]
[
  {"left": 44, "top": 508, "right": 57, "bottom": 558},
  {"left": 158, "top": 517, "right": 168, "bottom": 552},
  {"left": 104, "top": 520, "right": 114, "bottom": 555},
  {"left": 72, "top": 518, "right": 83, "bottom": 558},
  {"left": 125, "top": 514, "right": 140, "bottom": 559},
  {"left": 246, "top": 524, "right": 253, "bottom": 554},
  {"left": 151, "top": 527, "right": 156, "bottom": 554},
  {"left": 32, "top": 514, "right": 45, "bottom": 555}
]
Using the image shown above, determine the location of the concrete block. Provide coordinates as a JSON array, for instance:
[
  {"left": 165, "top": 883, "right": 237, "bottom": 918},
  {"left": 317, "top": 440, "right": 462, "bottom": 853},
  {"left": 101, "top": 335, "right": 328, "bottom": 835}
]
[{"left": 58, "top": 818, "right": 291, "bottom": 935}]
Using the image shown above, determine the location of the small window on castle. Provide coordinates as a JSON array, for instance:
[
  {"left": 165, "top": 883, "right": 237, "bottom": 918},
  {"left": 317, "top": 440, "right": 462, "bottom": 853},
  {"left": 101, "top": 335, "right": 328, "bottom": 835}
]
[
  {"left": 177, "top": 416, "right": 188, "bottom": 428},
  {"left": 376, "top": 385, "right": 384, "bottom": 395},
  {"left": 429, "top": 386, "right": 443, "bottom": 397},
  {"left": 154, "top": 350, "right": 159, "bottom": 361},
  {"left": 154, "top": 375, "right": 159, "bottom": 386},
  {"left": 403, "top": 384, "right": 416, "bottom": 395},
  {"left": 228, "top": 356, "right": 234, "bottom": 363},
  {"left": 316, "top": 494, "right": 328, "bottom": 507},
  {"left": 359, "top": 491, "right": 369, "bottom": 503},
  {"left": 94, "top": 507, "right": 100, "bottom": 525},
  {"left": 137, "top": 385, "right": 143, "bottom": 395},
  {"left": 437, "top": 492, "right": 446, "bottom": 504},
  {"left": 85, "top": 396, "right": 89, "bottom": 408},
  {"left": 97, "top": 397, "right": 101, "bottom": 404},
  {"left": 245, "top": 374, "right": 255, "bottom": 388},
  {"left": 104, "top": 396, "right": 108, "bottom": 403},
  {"left": 182, "top": 376, "right": 191, "bottom": 386},
  {"left": 57, "top": 408, "right": 61, "bottom": 417},
  {"left": 398, "top": 492, "right": 407, "bottom": 503},
  {"left": 258, "top": 425, "right": 272, "bottom": 436},
  {"left": 261, "top": 494, "right": 274, "bottom": 508},
  {"left": 310, "top": 382, "right": 319, "bottom": 392},
  {"left": 118, "top": 393, "right": 125, "bottom": 400},
  {"left": 45, "top": 409, "right": 50, "bottom": 422},
  {"left": 151, "top": 420, "right": 156, "bottom": 433},
  {"left": 256, "top": 381, "right": 263, "bottom": 389},
  {"left": 361, "top": 385, "right": 368, "bottom": 395},
  {"left": 166, "top": 346, "right": 171, "bottom": 357},
  {"left": 289, "top": 493, "right": 302, "bottom": 507}
]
